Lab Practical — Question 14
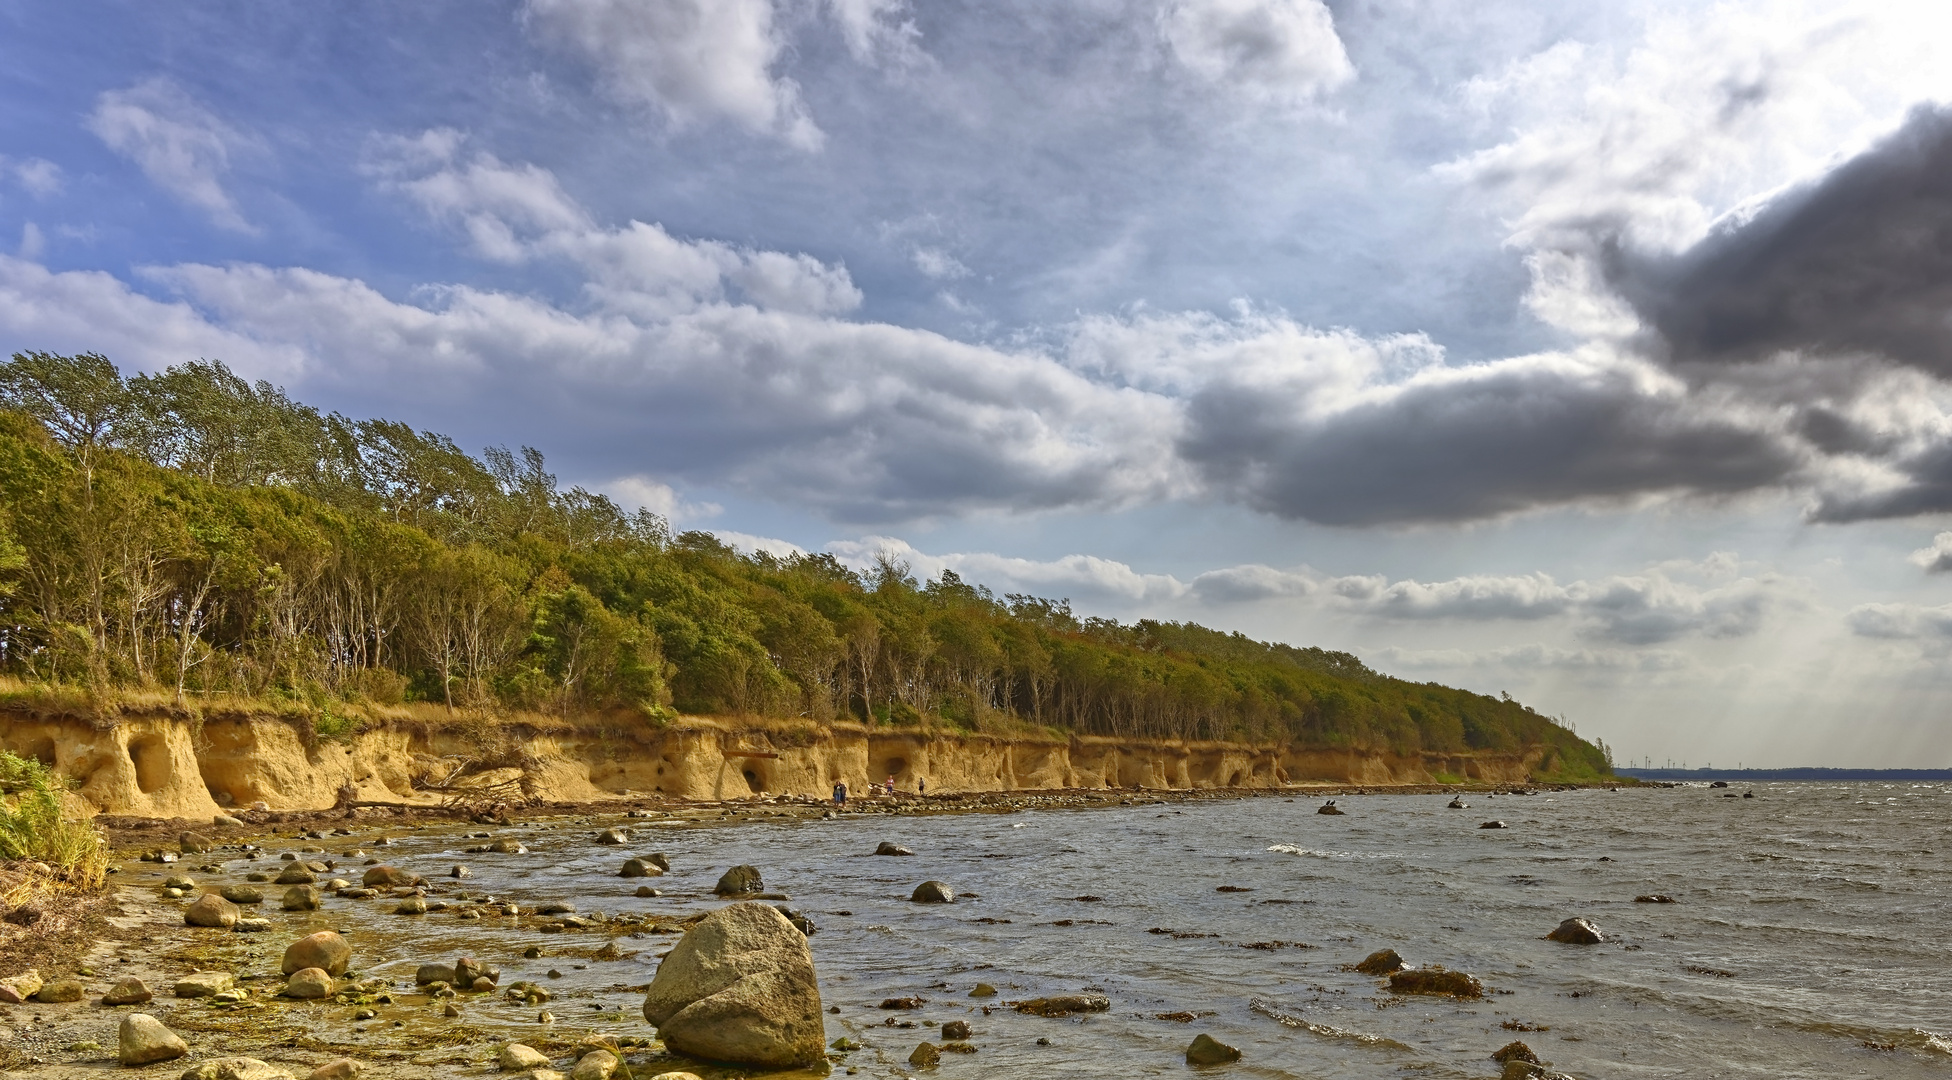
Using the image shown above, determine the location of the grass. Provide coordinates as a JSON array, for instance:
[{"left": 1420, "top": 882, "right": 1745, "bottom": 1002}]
[{"left": 0, "top": 750, "right": 109, "bottom": 890}]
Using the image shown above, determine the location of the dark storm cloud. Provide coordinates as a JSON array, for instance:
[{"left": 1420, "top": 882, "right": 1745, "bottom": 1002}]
[
  {"left": 1615, "top": 104, "right": 1952, "bottom": 376},
  {"left": 1178, "top": 355, "right": 1797, "bottom": 526}
]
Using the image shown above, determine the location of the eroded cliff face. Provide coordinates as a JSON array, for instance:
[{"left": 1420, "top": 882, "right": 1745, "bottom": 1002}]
[{"left": 0, "top": 711, "right": 1544, "bottom": 817}]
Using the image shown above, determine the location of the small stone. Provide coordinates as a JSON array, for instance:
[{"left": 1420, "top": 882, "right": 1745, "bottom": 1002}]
[
  {"left": 907, "top": 1042, "right": 940, "bottom": 1067},
  {"left": 571, "top": 1050, "right": 619, "bottom": 1080},
  {"left": 118, "top": 1013, "right": 189, "bottom": 1065},
  {"left": 911, "top": 880, "right": 955, "bottom": 903},
  {"left": 633, "top": 886, "right": 660, "bottom": 897},
  {"left": 305, "top": 1059, "right": 362, "bottom": 1080},
  {"left": 1493, "top": 1041, "right": 1541, "bottom": 1065},
  {"left": 220, "top": 885, "right": 264, "bottom": 905},
  {"left": 361, "top": 865, "right": 420, "bottom": 888},
  {"left": 274, "top": 865, "right": 316, "bottom": 885},
  {"left": 941, "top": 1020, "right": 972, "bottom": 1040},
  {"left": 1186, "top": 1033, "right": 1242, "bottom": 1065},
  {"left": 177, "top": 1057, "right": 296, "bottom": 1080},
  {"left": 619, "top": 858, "right": 662, "bottom": 878},
  {"left": 538, "top": 1010, "right": 555, "bottom": 1024},
  {"left": 594, "top": 827, "right": 630, "bottom": 845},
  {"left": 443, "top": 1002, "right": 461, "bottom": 1017},
  {"left": 499, "top": 1043, "right": 550, "bottom": 1070},
  {"left": 538, "top": 901, "right": 577, "bottom": 915},
  {"left": 32, "top": 979, "right": 84, "bottom": 1003},
  {"left": 174, "top": 971, "right": 236, "bottom": 997},
  {"left": 874, "top": 842, "right": 914, "bottom": 856},
  {"left": 1545, "top": 917, "right": 1603, "bottom": 945},
  {"left": 396, "top": 896, "right": 428, "bottom": 915},
  {"left": 0, "top": 969, "right": 43, "bottom": 1003},
  {"left": 282, "top": 930, "right": 352, "bottom": 976},
  {"left": 489, "top": 839, "right": 527, "bottom": 854},
  {"left": 1634, "top": 894, "right": 1677, "bottom": 904},
  {"left": 183, "top": 894, "right": 239, "bottom": 925},
  {"left": 450, "top": 865, "right": 470, "bottom": 878},
  {"left": 645, "top": 853, "right": 671, "bottom": 871},
  {"left": 163, "top": 873, "right": 197, "bottom": 891},
  {"left": 417, "top": 964, "right": 455, "bottom": 985},
  {"left": 235, "top": 918, "right": 272, "bottom": 933},
  {"left": 283, "top": 967, "right": 333, "bottom": 998},
  {"left": 968, "top": 983, "right": 997, "bottom": 997},
  {"left": 1479, "top": 821, "right": 1509, "bottom": 830},
  {"left": 283, "top": 885, "right": 322, "bottom": 911},
  {"left": 179, "top": 831, "right": 214, "bottom": 854},
  {"left": 103, "top": 976, "right": 153, "bottom": 1005},
  {"left": 214, "top": 814, "right": 245, "bottom": 827}
]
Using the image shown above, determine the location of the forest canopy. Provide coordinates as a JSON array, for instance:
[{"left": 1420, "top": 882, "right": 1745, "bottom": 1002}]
[{"left": 0, "top": 351, "right": 1609, "bottom": 779}]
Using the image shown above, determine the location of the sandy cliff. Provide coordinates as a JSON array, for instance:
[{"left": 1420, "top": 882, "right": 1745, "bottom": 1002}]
[{"left": 0, "top": 709, "right": 1545, "bottom": 817}]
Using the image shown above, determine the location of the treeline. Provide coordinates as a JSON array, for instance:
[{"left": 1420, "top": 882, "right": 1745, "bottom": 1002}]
[{"left": 0, "top": 352, "right": 1607, "bottom": 776}]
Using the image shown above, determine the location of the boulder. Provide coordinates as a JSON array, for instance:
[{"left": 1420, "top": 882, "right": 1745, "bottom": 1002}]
[
  {"left": 498, "top": 1043, "right": 550, "bottom": 1070},
  {"left": 941, "top": 1019, "right": 972, "bottom": 1040},
  {"left": 1634, "top": 894, "right": 1677, "bottom": 904},
  {"left": 968, "top": 983, "right": 997, "bottom": 997},
  {"left": 362, "top": 865, "right": 419, "bottom": 888},
  {"left": 179, "top": 831, "right": 214, "bottom": 854},
  {"left": 907, "top": 1042, "right": 940, "bottom": 1067},
  {"left": 118, "top": 1013, "right": 189, "bottom": 1065},
  {"left": 178, "top": 1057, "right": 296, "bottom": 1080},
  {"left": 640, "top": 901, "right": 826, "bottom": 1067},
  {"left": 1479, "top": 821, "right": 1508, "bottom": 830},
  {"left": 396, "top": 896, "right": 428, "bottom": 915},
  {"left": 1493, "top": 1041, "right": 1540, "bottom": 1065},
  {"left": 1386, "top": 968, "right": 1483, "bottom": 998},
  {"left": 1316, "top": 801, "right": 1345, "bottom": 816},
  {"left": 1446, "top": 797, "right": 1467, "bottom": 809},
  {"left": 235, "top": 918, "right": 272, "bottom": 933},
  {"left": 911, "top": 880, "right": 955, "bottom": 903},
  {"left": 571, "top": 1050, "right": 619, "bottom": 1080},
  {"left": 713, "top": 865, "right": 763, "bottom": 896},
  {"left": 416, "top": 964, "right": 456, "bottom": 985},
  {"left": 274, "top": 865, "right": 316, "bottom": 886},
  {"left": 305, "top": 1060, "right": 362, "bottom": 1080},
  {"left": 186, "top": 893, "right": 241, "bottom": 928},
  {"left": 282, "top": 931, "right": 352, "bottom": 976},
  {"left": 488, "top": 839, "right": 527, "bottom": 854},
  {"left": 282, "top": 885, "right": 322, "bottom": 911},
  {"left": 645, "top": 853, "right": 671, "bottom": 871},
  {"left": 1545, "top": 918, "right": 1603, "bottom": 945},
  {"left": 220, "top": 885, "right": 265, "bottom": 905},
  {"left": 174, "top": 971, "right": 236, "bottom": 998},
  {"left": 32, "top": 979, "right": 84, "bottom": 1003},
  {"left": 1013, "top": 995, "right": 1109, "bottom": 1016},
  {"left": 282, "top": 967, "right": 334, "bottom": 999},
  {"left": 163, "top": 874, "right": 197, "bottom": 891},
  {"left": 620, "top": 859, "right": 663, "bottom": 878},
  {"left": 1186, "top": 1033, "right": 1241, "bottom": 1065},
  {"left": 214, "top": 814, "right": 245, "bottom": 827},
  {"left": 103, "top": 976, "right": 153, "bottom": 1005},
  {"left": 0, "top": 968, "right": 44, "bottom": 1004},
  {"left": 1354, "top": 948, "right": 1405, "bottom": 975},
  {"left": 594, "top": 827, "right": 630, "bottom": 845},
  {"left": 874, "top": 842, "right": 914, "bottom": 856},
  {"left": 634, "top": 886, "right": 661, "bottom": 898},
  {"left": 449, "top": 865, "right": 470, "bottom": 879}
]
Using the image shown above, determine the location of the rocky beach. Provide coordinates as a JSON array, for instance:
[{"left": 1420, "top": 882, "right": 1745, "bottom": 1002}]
[{"left": 4, "top": 780, "right": 1949, "bottom": 1080}]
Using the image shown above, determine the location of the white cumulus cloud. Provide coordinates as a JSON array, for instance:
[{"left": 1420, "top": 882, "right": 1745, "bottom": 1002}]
[{"left": 86, "top": 78, "right": 255, "bottom": 232}]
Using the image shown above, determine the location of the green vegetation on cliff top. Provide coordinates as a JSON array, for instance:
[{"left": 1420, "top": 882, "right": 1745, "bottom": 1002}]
[{"left": 0, "top": 352, "right": 1609, "bottom": 781}]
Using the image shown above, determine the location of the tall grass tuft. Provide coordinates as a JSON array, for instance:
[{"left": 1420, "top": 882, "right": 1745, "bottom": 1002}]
[{"left": 0, "top": 750, "right": 108, "bottom": 890}]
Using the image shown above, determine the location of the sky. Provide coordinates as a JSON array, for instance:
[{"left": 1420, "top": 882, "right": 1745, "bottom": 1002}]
[{"left": 3, "top": 0, "right": 1952, "bottom": 766}]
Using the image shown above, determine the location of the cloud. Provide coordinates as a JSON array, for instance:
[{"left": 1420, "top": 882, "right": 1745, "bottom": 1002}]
[
  {"left": 1375, "top": 644, "right": 1692, "bottom": 674},
  {"left": 825, "top": 0, "right": 921, "bottom": 65},
  {"left": 604, "top": 475, "right": 721, "bottom": 522},
  {"left": 1848, "top": 602, "right": 1952, "bottom": 641},
  {"left": 2, "top": 157, "right": 62, "bottom": 197},
  {"left": 86, "top": 78, "right": 254, "bottom": 232},
  {"left": 716, "top": 530, "right": 806, "bottom": 558},
  {"left": 828, "top": 536, "right": 1190, "bottom": 603},
  {"left": 524, "top": 0, "right": 822, "bottom": 149},
  {"left": 1911, "top": 532, "right": 1952, "bottom": 574},
  {"left": 1159, "top": 0, "right": 1353, "bottom": 104}
]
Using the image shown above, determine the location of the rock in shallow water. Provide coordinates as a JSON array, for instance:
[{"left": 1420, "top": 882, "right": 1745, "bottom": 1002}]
[
  {"left": 220, "top": 884, "right": 264, "bottom": 905},
  {"left": 174, "top": 972, "right": 235, "bottom": 998},
  {"left": 282, "top": 967, "right": 333, "bottom": 999},
  {"left": 1545, "top": 917, "right": 1603, "bottom": 945},
  {"left": 1354, "top": 948, "right": 1405, "bottom": 975},
  {"left": 911, "top": 880, "right": 955, "bottom": 903},
  {"left": 102, "top": 976, "right": 152, "bottom": 1005},
  {"left": 907, "top": 1042, "right": 940, "bottom": 1066},
  {"left": 1014, "top": 995, "right": 1110, "bottom": 1016},
  {"left": 713, "top": 865, "right": 763, "bottom": 896},
  {"left": 874, "top": 842, "right": 914, "bottom": 856},
  {"left": 1387, "top": 967, "right": 1483, "bottom": 998},
  {"left": 118, "top": 1013, "right": 189, "bottom": 1065},
  {"left": 1186, "top": 1033, "right": 1242, "bottom": 1064},
  {"left": 498, "top": 1043, "right": 550, "bottom": 1070},
  {"left": 641, "top": 901, "right": 826, "bottom": 1067}
]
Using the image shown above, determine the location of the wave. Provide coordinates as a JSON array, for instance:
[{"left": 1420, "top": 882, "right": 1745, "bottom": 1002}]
[
  {"left": 1267, "top": 845, "right": 1402, "bottom": 860},
  {"left": 1249, "top": 999, "right": 1412, "bottom": 1051}
]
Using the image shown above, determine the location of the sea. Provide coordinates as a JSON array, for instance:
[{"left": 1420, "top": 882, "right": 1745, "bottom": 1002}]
[{"left": 136, "top": 782, "right": 1952, "bottom": 1079}]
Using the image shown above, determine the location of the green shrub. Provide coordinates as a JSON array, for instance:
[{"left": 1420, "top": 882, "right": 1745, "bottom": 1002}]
[{"left": 0, "top": 750, "right": 108, "bottom": 888}]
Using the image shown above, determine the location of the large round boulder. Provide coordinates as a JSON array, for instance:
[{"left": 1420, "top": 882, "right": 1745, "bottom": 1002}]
[
  {"left": 282, "top": 931, "right": 352, "bottom": 976},
  {"left": 1545, "top": 917, "right": 1603, "bottom": 945},
  {"left": 911, "top": 880, "right": 955, "bottom": 904},
  {"left": 640, "top": 901, "right": 826, "bottom": 1067},
  {"left": 361, "top": 865, "right": 420, "bottom": 888}
]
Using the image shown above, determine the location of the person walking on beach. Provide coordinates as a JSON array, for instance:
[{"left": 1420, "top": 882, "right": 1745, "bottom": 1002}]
[
  {"left": 832, "top": 780, "right": 848, "bottom": 807},
  {"left": 917, "top": 776, "right": 926, "bottom": 796}
]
